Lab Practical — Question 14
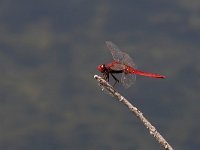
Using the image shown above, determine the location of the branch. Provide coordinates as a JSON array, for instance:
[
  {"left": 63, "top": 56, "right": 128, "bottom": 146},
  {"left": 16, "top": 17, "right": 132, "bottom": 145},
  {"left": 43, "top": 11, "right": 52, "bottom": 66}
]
[{"left": 94, "top": 75, "right": 174, "bottom": 150}]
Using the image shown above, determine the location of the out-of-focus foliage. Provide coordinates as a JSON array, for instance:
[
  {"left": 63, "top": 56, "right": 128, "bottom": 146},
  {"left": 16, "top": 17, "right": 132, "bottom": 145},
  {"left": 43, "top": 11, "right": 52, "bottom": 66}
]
[{"left": 0, "top": 0, "right": 200, "bottom": 150}]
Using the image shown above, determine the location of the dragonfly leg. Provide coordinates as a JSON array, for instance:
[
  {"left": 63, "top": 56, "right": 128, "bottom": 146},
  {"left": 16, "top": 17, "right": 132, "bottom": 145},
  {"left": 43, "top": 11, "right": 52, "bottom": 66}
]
[
  {"left": 110, "top": 73, "right": 119, "bottom": 87},
  {"left": 103, "top": 72, "right": 109, "bottom": 81}
]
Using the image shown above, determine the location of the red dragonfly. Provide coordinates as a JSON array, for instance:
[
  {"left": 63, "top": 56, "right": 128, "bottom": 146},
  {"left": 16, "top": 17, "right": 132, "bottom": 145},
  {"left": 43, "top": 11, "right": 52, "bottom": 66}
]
[{"left": 98, "top": 41, "right": 166, "bottom": 88}]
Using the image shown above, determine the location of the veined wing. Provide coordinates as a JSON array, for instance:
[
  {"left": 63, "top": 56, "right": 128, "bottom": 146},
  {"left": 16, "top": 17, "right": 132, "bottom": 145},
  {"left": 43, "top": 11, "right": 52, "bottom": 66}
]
[
  {"left": 105, "top": 41, "right": 137, "bottom": 69},
  {"left": 121, "top": 72, "right": 136, "bottom": 88}
]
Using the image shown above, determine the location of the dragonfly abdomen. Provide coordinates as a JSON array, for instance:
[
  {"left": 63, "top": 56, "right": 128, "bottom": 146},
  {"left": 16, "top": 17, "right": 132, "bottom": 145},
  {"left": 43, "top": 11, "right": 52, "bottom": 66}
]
[{"left": 128, "top": 67, "right": 166, "bottom": 78}]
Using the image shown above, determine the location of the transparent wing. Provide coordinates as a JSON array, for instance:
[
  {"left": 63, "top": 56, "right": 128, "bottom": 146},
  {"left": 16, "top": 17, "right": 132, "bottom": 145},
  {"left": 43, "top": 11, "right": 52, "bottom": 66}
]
[
  {"left": 106, "top": 41, "right": 137, "bottom": 88},
  {"left": 122, "top": 52, "right": 137, "bottom": 69},
  {"left": 121, "top": 73, "right": 136, "bottom": 88},
  {"left": 105, "top": 41, "right": 137, "bottom": 69},
  {"left": 105, "top": 41, "right": 124, "bottom": 62}
]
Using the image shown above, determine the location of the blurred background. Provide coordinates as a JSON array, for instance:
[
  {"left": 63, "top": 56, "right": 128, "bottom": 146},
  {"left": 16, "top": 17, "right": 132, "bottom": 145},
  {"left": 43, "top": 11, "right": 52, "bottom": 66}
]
[{"left": 0, "top": 0, "right": 200, "bottom": 149}]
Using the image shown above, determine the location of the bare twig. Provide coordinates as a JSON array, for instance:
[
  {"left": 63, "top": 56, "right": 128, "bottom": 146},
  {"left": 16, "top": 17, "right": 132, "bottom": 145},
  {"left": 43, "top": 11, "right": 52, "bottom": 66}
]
[{"left": 94, "top": 75, "right": 174, "bottom": 150}]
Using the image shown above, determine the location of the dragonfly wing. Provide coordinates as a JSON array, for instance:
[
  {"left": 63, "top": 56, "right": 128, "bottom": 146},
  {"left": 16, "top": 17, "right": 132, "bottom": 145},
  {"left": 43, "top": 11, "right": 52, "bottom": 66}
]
[
  {"left": 122, "top": 52, "right": 137, "bottom": 69},
  {"left": 106, "top": 41, "right": 137, "bottom": 69},
  {"left": 106, "top": 41, "right": 137, "bottom": 88},
  {"left": 106, "top": 41, "right": 124, "bottom": 62},
  {"left": 121, "top": 73, "right": 136, "bottom": 88}
]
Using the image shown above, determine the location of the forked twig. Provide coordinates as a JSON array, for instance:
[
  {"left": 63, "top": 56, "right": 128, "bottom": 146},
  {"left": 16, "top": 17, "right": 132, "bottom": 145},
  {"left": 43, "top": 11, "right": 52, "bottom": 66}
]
[{"left": 94, "top": 75, "right": 174, "bottom": 150}]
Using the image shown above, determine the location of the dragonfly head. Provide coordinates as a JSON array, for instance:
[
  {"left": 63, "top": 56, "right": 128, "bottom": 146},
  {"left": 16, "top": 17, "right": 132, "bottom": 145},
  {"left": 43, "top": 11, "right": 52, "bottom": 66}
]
[{"left": 98, "top": 64, "right": 106, "bottom": 73}]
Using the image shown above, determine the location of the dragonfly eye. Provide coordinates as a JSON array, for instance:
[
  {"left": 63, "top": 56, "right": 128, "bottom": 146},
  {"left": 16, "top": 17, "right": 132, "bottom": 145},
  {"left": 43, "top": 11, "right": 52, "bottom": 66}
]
[{"left": 98, "top": 64, "right": 105, "bottom": 72}]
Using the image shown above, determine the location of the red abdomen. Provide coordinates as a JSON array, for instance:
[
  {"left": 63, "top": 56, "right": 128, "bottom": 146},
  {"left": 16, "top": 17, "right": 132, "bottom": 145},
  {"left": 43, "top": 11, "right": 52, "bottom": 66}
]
[{"left": 127, "top": 67, "right": 166, "bottom": 79}]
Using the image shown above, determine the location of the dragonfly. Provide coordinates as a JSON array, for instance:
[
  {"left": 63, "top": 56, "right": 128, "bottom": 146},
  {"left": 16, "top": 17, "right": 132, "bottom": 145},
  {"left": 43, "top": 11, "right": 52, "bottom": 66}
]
[{"left": 98, "top": 41, "right": 166, "bottom": 88}]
